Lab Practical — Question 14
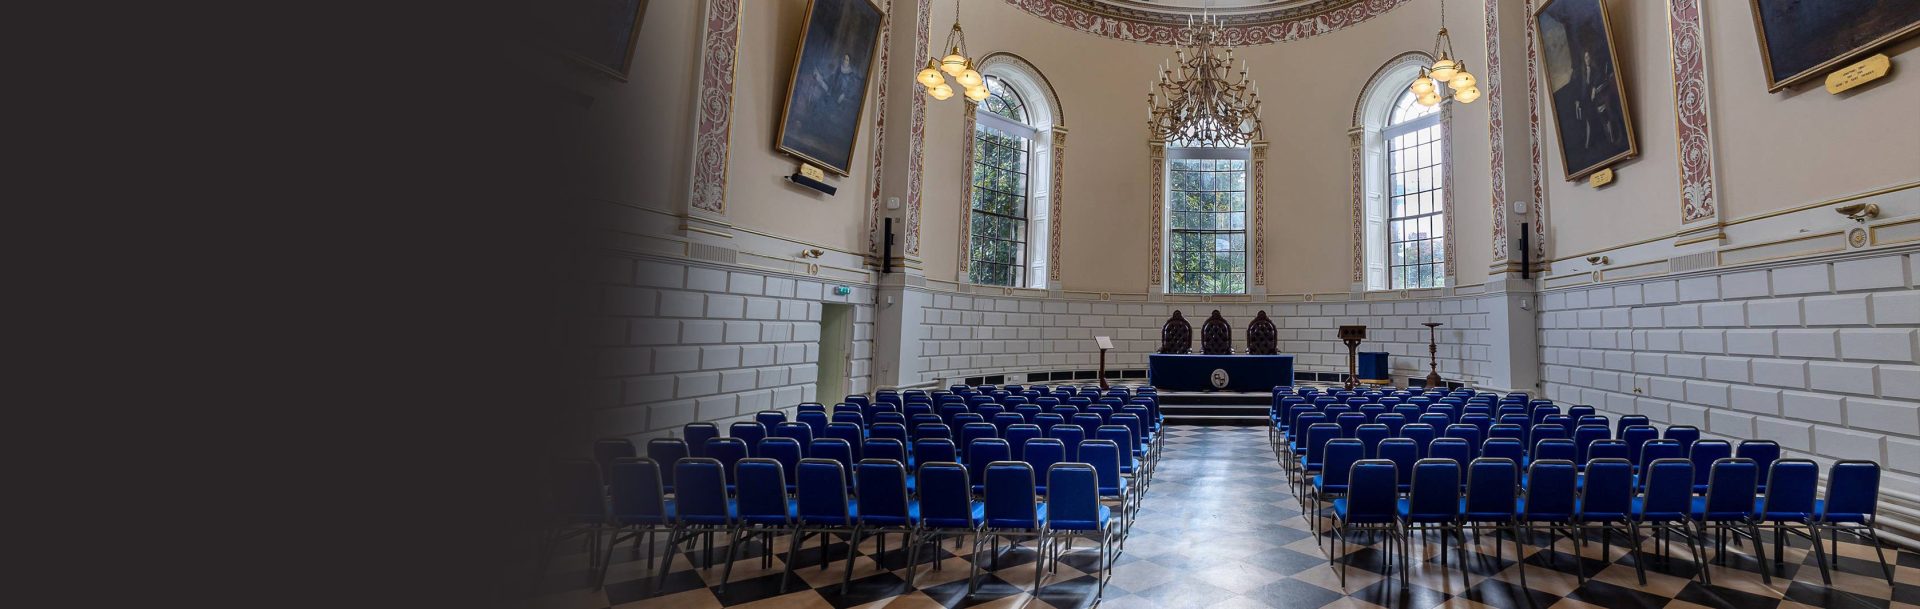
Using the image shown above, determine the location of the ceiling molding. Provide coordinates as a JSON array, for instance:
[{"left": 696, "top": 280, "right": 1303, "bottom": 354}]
[{"left": 1003, "top": 0, "right": 1411, "bottom": 46}]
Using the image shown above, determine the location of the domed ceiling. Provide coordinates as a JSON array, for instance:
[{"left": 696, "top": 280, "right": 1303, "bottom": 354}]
[{"left": 1003, "top": 0, "right": 1411, "bottom": 45}]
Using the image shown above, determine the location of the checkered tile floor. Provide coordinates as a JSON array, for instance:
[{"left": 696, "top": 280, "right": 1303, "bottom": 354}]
[{"left": 536, "top": 426, "right": 1920, "bottom": 609}]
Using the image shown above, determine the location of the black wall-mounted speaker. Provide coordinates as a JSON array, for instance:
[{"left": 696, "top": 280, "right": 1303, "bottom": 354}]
[{"left": 786, "top": 172, "right": 836, "bottom": 195}]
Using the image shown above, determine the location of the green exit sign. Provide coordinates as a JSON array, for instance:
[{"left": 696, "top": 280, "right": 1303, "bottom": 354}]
[{"left": 833, "top": 285, "right": 851, "bottom": 296}]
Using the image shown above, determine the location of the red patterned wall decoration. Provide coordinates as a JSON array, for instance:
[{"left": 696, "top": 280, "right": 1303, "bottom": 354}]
[
  {"left": 689, "top": 0, "right": 742, "bottom": 215},
  {"left": 1049, "top": 128, "right": 1067, "bottom": 282},
  {"left": 905, "top": 0, "right": 930, "bottom": 257},
  {"left": 1482, "top": 0, "right": 1508, "bottom": 262},
  {"left": 1252, "top": 141, "right": 1268, "bottom": 287},
  {"left": 866, "top": 0, "right": 895, "bottom": 257},
  {"left": 1004, "top": 0, "right": 1410, "bottom": 46},
  {"left": 1525, "top": 0, "right": 1545, "bottom": 262},
  {"left": 1349, "top": 130, "right": 1365, "bottom": 283},
  {"left": 1148, "top": 142, "right": 1165, "bottom": 286},
  {"left": 1669, "top": 0, "right": 1718, "bottom": 224},
  {"left": 956, "top": 101, "right": 978, "bottom": 277}
]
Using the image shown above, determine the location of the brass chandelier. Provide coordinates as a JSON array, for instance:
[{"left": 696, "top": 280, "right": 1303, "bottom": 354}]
[
  {"left": 1146, "top": 13, "right": 1263, "bottom": 147},
  {"left": 1411, "top": 0, "right": 1481, "bottom": 106},
  {"left": 916, "top": 1, "right": 987, "bottom": 102}
]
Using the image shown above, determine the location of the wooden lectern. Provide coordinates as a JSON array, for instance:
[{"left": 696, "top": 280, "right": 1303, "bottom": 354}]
[
  {"left": 1339, "top": 325, "right": 1367, "bottom": 390},
  {"left": 1095, "top": 336, "right": 1114, "bottom": 390}
]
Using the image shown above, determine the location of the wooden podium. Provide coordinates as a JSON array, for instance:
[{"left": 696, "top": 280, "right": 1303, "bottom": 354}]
[{"left": 1339, "top": 325, "right": 1367, "bottom": 390}]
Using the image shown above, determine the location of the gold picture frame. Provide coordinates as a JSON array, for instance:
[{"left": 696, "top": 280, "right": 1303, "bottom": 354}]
[
  {"left": 1535, "top": 0, "right": 1639, "bottom": 182},
  {"left": 545, "top": 0, "right": 650, "bottom": 81},
  {"left": 1745, "top": 0, "right": 1920, "bottom": 93},
  {"left": 775, "top": 0, "right": 886, "bottom": 177}
]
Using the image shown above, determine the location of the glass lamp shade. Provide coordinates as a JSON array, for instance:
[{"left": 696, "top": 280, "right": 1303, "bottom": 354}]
[
  {"left": 965, "top": 84, "right": 990, "bottom": 102},
  {"left": 1416, "top": 91, "right": 1443, "bottom": 106},
  {"left": 930, "top": 83, "right": 954, "bottom": 100},
  {"left": 917, "top": 61, "right": 945, "bottom": 87},
  {"left": 956, "top": 69, "right": 983, "bottom": 88},
  {"left": 941, "top": 51, "right": 969, "bottom": 76},
  {"left": 1452, "top": 85, "right": 1481, "bottom": 104},
  {"left": 1428, "top": 59, "right": 1459, "bottom": 83},
  {"left": 1410, "top": 76, "right": 1436, "bottom": 95},
  {"left": 1448, "top": 71, "right": 1476, "bottom": 90}
]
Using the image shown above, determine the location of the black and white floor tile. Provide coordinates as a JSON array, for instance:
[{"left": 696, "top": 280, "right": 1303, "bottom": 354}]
[{"left": 535, "top": 425, "right": 1920, "bottom": 609}]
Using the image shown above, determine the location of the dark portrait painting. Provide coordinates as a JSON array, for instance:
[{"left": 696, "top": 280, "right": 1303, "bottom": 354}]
[
  {"left": 1536, "top": 0, "right": 1637, "bottom": 181},
  {"left": 1748, "top": 0, "right": 1920, "bottom": 92},
  {"left": 777, "top": 0, "right": 884, "bottom": 176},
  {"left": 538, "top": 0, "right": 650, "bottom": 79}
]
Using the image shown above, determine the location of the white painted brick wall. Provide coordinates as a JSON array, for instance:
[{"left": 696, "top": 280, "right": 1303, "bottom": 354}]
[{"left": 1537, "top": 252, "right": 1920, "bottom": 490}]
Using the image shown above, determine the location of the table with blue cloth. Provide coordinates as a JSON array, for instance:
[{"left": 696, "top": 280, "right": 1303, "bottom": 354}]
[{"left": 1148, "top": 354, "right": 1295, "bottom": 391}]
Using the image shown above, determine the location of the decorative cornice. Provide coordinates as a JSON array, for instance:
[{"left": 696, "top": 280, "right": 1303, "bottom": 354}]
[
  {"left": 1003, "top": 0, "right": 1411, "bottom": 46},
  {"left": 689, "top": 0, "right": 742, "bottom": 215}
]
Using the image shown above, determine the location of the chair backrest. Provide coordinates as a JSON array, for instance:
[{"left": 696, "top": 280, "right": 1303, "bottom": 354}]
[
  {"left": 966, "top": 438, "right": 1011, "bottom": 485},
  {"left": 1617, "top": 415, "right": 1651, "bottom": 437},
  {"left": 1304, "top": 423, "right": 1342, "bottom": 465},
  {"left": 1024, "top": 439, "right": 1066, "bottom": 482},
  {"left": 1049, "top": 424, "right": 1085, "bottom": 460},
  {"left": 863, "top": 438, "right": 907, "bottom": 464},
  {"left": 1033, "top": 413, "right": 1064, "bottom": 435},
  {"left": 915, "top": 422, "right": 952, "bottom": 442},
  {"left": 1336, "top": 412, "right": 1368, "bottom": 437},
  {"left": 1399, "top": 423, "right": 1436, "bottom": 457},
  {"left": 1046, "top": 463, "right": 1104, "bottom": 530},
  {"left": 758, "top": 437, "right": 802, "bottom": 487},
  {"left": 809, "top": 438, "right": 855, "bottom": 483},
  {"left": 1530, "top": 424, "right": 1567, "bottom": 445},
  {"left": 735, "top": 458, "right": 790, "bottom": 524},
  {"left": 594, "top": 439, "right": 637, "bottom": 482},
  {"left": 1428, "top": 437, "right": 1471, "bottom": 469},
  {"left": 608, "top": 457, "right": 667, "bottom": 522},
  {"left": 1321, "top": 439, "right": 1365, "bottom": 489},
  {"left": 674, "top": 458, "right": 731, "bottom": 523},
  {"left": 1573, "top": 425, "right": 1609, "bottom": 463},
  {"left": 1379, "top": 438, "right": 1419, "bottom": 487},
  {"left": 983, "top": 461, "right": 1040, "bottom": 528},
  {"left": 905, "top": 403, "right": 935, "bottom": 418},
  {"left": 1621, "top": 425, "right": 1658, "bottom": 465},
  {"left": 1664, "top": 425, "right": 1701, "bottom": 452},
  {"left": 1345, "top": 460, "right": 1400, "bottom": 518},
  {"left": 1375, "top": 413, "right": 1407, "bottom": 436},
  {"left": 1578, "top": 458, "right": 1634, "bottom": 519},
  {"left": 1823, "top": 460, "right": 1882, "bottom": 520},
  {"left": 855, "top": 459, "right": 912, "bottom": 524},
  {"left": 1464, "top": 458, "right": 1519, "bottom": 516},
  {"left": 1577, "top": 415, "right": 1609, "bottom": 430},
  {"left": 647, "top": 438, "right": 689, "bottom": 485},
  {"left": 796, "top": 411, "right": 828, "bottom": 438},
  {"left": 870, "top": 422, "right": 908, "bottom": 446},
  {"left": 729, "top": 422, "right": 768, "bottom": 457},
  {"left": 1443, "top": 424, "right": 1482, "bottom": 458},
  {"left": 773, "top": 421, "right": 815, "bottom": 447},
  {"left": 1533, "top": 438, "right": 1576, "bottom": 463},
  {"left": 755, "top": 410, "right": 787, "bottom": 429},
  {"left": 917, "top": 461, "right": 975, "bottom": 528},
  {"left": 832, "top": 411, "right": 866, "bottom": 427},
  {"left": 683, "top": 422, "right": 720, "bottom": 457},
  {"left": 1071, "top": 413, "right": 1104, "bottom": 434},
  {"left": 1488, "top": 424, "right": 1523, "bottom": 443},
  {"left": 1522, "top": 459, "right": 1578, "bottom": 518},
  {"left": 1639, "top": 439, "right": 1683, "bottom": 473},
  {"left": 1701, "top": 458, "right": 1759, "bottom": 518},
  {"left": 1079, "top": 439, "right": 1125, "bottom": 495},
  {"left": 1481, "top": 438, "right": 1524, "bottom": 463},
  {"left": 1111, "top": 413, "right": 1145, "bottom": 449},
  {"left": 1737, "top": 440, "right": 1782, "bottom": 487},
  {"left": 796, "top": 458, "right": 852, "bottom": 525},
  {"left": 1759, "top": 459, "right": 1820, "bottom": 518},
  {"left": 1004, "top": 424, "right": 1042, "bottom": 460},
  {"left": 1406, "top": 458, "right": 1461, "bottom": 518},
  {"left": 960, "top": 422, "right": 999, "bottom": 452},
  {"left": 1291, "top": 412, "right": 1328, "bottom": 442},
  {"left": 954, "top": 412, "right": 986, "bottom": 427},
  {"left": 1354, "top": 424, "right": 1390, "bottom": 458},
  {"left": 1587, "top": 439, "right": 1628, "bottom": 463},
  {"left": 1418, "top": 412, "right": 1450, "bottom": 429},
  {"left": 1640, "top": 458, "right": 1694, "bottom": 516},
  {"left": 914, "top": 437, "right": 957, "bottom": 465},
  {"left": 1567, "top": 405, "right": 1595, "bottom": 419},
  {"left": 705, "top": 437, "right": 749, "bottom": 483},
  {"left": 1689, "top": 440, "right": 1733, "bottom": 487}
]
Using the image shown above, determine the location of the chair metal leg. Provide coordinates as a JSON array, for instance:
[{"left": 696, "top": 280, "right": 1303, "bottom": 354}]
[
  {"left": 1626, "top": 521, "right": 1647, "bottom": 586},
  {"left": 779, "top": 528, "right": 805, "bottom": 594},
  {"left": 904, "top": 528, "right": 922, "bottom": 586},
  {"left": 966, "top": 532, "right": 985, "bottom": 596},
  {"left": 718, "top": 526, "right": 744, "bottom": 593},
  {"left": 841, "top": 528, "right": 860, "bottom": 595},
  {"left": 1866, "top": 524, "right": 1896, "bottom": 586},
  {"left": 1033, "top": 528, "right": 1048, "bottom": 596},
  {"left": 1804, "top": 523, "right": 1832, "bottom": 585},
  {"left": 1746, "top": 520, "right": 1771, "bottom": 586},
  {"left": 658, "top": 528, "right": 687, "bottom": 588}
]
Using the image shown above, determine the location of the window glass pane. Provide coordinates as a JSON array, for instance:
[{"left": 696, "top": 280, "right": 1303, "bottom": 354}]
[
  {"left": 1383, "top": 90, "right": 1447, "bottom": 289},
  {"left": 969, "top": 118, "right": 1031, "bottom": 287},
  {"left": 1167, "top": 148, "right": 1249, "bottom": 294}
]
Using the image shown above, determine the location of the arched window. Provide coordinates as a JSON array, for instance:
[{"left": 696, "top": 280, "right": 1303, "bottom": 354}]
[
  {"left": 1353, "top": 53, "right": 1453, "bottom": 291},
  {"left": 1382, "top": 89, "right": 1445, "bottom": 289},
  {"left": 962, "top": 59, "right": 1058, "bottom": 289},
  {"left": 968, "top": 76, "right": 1035, "bottom": 287}
]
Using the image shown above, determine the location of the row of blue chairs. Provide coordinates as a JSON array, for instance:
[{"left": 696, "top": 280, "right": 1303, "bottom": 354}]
[
  {"left": 1314, "top": 455, "right": 1888, "bottom": 590},
  {"left": 557, "top": 450, "right": 1130, "bottom": 600}
]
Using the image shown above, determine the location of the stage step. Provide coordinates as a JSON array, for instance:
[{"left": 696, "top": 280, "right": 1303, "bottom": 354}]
[{"left": 1157, "top": 391, "right": 1269, "bottom": 425}]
